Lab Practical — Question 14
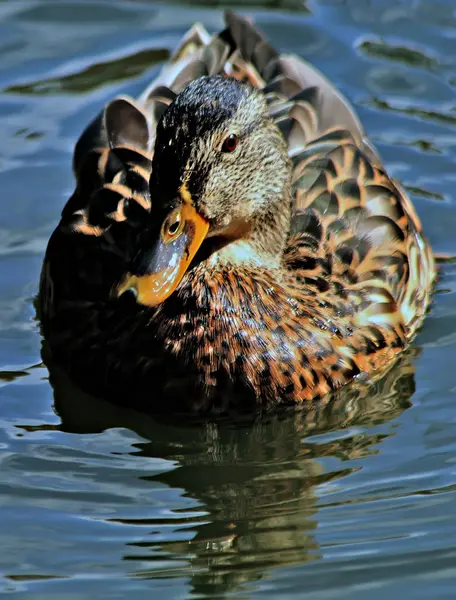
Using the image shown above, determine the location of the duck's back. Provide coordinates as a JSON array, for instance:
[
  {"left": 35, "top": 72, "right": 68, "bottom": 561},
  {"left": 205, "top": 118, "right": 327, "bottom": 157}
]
[{"left": 222, "top": 14, "right": 434, "bottom": 342}]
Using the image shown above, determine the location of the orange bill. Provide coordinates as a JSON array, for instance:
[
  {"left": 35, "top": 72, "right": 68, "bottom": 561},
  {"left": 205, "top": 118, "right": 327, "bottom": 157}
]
[{"left": 117, "top": 202, "right": 209, "bottom": 307}]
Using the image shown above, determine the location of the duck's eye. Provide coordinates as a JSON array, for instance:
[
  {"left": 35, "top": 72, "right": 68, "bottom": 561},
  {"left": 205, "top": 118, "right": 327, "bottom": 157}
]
[
  {"left": 221, "top": 134, "right": 238, "bottom": 153},
  {"left": 168, "top": 219, "right": 180, "bottom": 235},
  {"left": 162, "top": 209, "right": 183, "bottom": 242}
]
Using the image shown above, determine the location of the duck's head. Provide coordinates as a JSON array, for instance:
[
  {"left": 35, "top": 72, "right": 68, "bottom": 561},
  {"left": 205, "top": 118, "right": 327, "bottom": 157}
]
[{"left": 118, "top": 75, "right": 291, "bottom": 307}]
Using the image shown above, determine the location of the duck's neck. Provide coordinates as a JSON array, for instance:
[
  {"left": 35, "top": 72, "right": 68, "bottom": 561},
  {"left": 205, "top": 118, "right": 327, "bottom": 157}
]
[{"left": 207, "top": 195, "right": 292, "bottom": 272}]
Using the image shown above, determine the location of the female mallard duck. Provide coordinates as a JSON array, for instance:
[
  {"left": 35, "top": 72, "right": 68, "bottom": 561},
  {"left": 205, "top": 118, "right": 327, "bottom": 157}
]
[{"left": 39, "top": 12, "right": 435, "bottom": 413}]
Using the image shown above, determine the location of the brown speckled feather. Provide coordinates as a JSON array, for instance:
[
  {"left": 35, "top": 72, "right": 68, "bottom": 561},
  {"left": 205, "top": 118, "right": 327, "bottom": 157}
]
[{"left": 39, "top": 12, "right": 435, "bottom": 413}]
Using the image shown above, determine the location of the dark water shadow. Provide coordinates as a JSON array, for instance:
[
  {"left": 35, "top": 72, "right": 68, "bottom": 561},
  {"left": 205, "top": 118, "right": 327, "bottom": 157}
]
[
  {"left": 5, "top": 47, "right": 170, "bottom": 96},
  {"left": 16, "top": 346, "right": 419, "bottom": 596}
]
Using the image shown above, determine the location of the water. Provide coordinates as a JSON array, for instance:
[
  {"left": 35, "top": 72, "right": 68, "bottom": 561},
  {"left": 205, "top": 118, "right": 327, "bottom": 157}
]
[{"left": 1, "top": 0, "right": 456, "bottom": 597}]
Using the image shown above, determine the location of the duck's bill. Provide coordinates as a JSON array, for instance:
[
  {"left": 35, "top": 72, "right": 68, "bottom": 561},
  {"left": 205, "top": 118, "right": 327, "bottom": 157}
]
[{"left": 117, "top": 205, "right": 209, "bottom": 307}]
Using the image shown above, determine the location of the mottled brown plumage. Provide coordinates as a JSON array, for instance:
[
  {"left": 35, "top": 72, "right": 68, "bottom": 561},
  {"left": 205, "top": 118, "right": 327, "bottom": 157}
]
[{"left": 38, "top": 12, "right": 435, "bottom": 414}]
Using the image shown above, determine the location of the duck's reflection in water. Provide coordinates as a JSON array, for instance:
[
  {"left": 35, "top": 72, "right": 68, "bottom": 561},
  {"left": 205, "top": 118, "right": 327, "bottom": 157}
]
[{"left": 38, "top": 347, "right": 417, "bottom": 595}]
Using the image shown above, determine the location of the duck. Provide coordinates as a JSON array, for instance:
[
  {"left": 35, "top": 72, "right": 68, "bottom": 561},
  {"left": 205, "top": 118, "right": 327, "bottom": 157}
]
[{"left": 38, "top": 12, "right": 435, "bottom": 414}]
